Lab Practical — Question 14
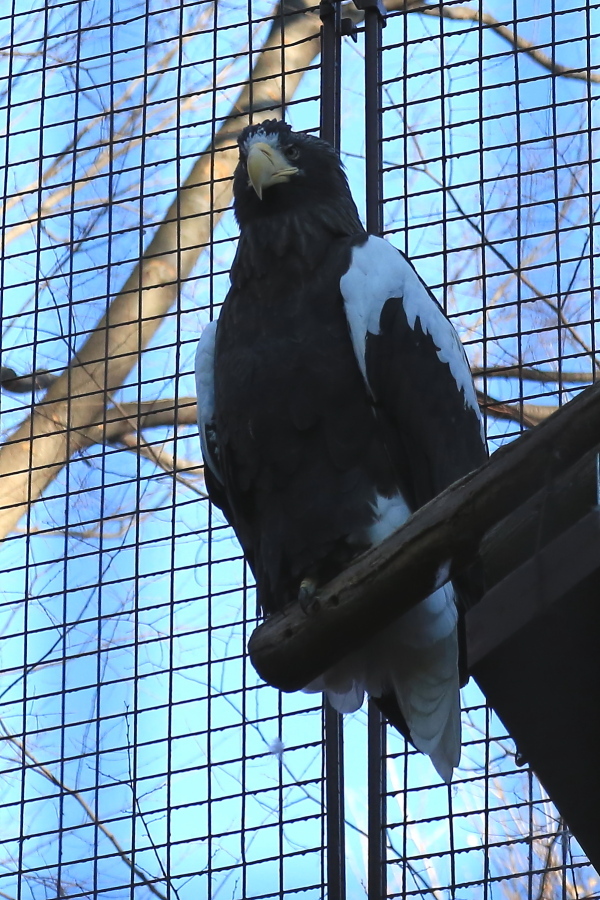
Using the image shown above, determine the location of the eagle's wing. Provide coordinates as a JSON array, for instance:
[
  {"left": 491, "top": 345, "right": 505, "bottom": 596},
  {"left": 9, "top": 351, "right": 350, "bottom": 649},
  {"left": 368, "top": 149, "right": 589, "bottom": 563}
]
[
  {"left": 195, "top": 319, "right": 239, "bottom": 528},
  {"left": 195, "top": 320, "right": 221, "bottom": 484},
  {"left": 341, "top": 235, "right": 484, "bottom": 508},
  {"left": 334, "top": 235, "right": 486, "bottom": 782},
  {"left": 196, "top": 319, "right": 260, "bottom": 584}
]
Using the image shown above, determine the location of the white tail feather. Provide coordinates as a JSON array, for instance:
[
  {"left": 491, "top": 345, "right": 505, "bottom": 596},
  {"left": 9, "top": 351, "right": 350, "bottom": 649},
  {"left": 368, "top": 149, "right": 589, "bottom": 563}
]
[{"left": 303, "top": 583, "right": 461, "bottom": 783}]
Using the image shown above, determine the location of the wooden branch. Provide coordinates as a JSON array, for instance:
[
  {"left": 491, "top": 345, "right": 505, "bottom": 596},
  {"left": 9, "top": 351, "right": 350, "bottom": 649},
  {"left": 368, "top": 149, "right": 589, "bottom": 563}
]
[
  {"left": 248, "top": 379, "right": 600, "bottom": 692},
  {"left": 86, "top": 398, "right": 198, "bottom": 442},
  {"left": 79, "top": 399, "right": 205, "bottom": 489},
  {"left": 479, "top": 446, "right": 599, "bottom": 590},
  {"left": 476, "top": 389, "right": 556, "bottom": 428}
]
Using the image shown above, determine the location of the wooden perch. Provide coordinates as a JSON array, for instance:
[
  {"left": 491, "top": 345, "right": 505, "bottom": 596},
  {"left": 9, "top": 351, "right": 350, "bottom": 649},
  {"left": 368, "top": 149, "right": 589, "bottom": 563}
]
[{"left": 248, "top": 378, "right": 600, "bottom": 692}]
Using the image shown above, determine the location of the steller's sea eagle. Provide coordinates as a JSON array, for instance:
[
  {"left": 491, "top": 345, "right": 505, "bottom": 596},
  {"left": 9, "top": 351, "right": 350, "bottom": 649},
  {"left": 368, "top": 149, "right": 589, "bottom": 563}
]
[{"left": 195, "top": 119, "right": 487, "bottom": 782}]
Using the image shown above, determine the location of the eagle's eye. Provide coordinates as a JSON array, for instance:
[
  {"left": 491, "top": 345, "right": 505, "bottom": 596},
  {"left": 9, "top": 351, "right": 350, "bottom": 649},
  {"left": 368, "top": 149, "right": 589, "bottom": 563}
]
[{"left": 284, "top": 145, "right": 300, "bottom": 160}]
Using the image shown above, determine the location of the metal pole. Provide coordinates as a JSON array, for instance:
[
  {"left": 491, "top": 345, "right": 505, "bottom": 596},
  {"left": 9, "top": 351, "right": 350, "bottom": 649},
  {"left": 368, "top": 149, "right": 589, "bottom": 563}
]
[
  {"left": 320, "top": 10, "right": 346, "bottom": 897},
  {"left": 368, "top": 705, "right": 387, "bottom": 899},
  {"left": 320, "top": 0, "right": 342, "bottom": 149},
  {"left": 325, "top": 702, "right": 346, "bottom": 899},
  {"left": 354, "top": 2, "right": 387, "bottom": 895},
  {"left": 357, "top": 0, "right": 385, "bottom": 234}
]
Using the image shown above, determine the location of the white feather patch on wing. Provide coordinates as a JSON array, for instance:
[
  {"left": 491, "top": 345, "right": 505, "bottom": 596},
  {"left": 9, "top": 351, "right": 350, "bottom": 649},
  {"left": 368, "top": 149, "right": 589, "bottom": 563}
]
[
  {"left": 195, "top": 320, "right": 222, "bottom": 483},
  {"left": 340, "top": 235, "right": 480, "bottom": 417}
]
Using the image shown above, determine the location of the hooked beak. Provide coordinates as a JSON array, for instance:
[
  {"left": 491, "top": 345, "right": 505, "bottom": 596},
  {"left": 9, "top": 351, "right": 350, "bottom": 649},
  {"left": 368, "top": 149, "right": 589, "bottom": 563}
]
[{"left": 246, "top": 142, "right": 299, "bottom": 199}]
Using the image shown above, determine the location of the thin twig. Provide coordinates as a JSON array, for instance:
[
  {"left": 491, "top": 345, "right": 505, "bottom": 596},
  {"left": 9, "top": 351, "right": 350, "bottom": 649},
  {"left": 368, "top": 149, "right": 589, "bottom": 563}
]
[
  {"left": 476, "top": 389, "right": 554, "bottom": 428},
  {"left": 404, "top": 155, "right": 598, "bottom": 368},
  {"left": 473, "top": 365, "right": 594, "bottom": 384},
  {"left": 0, "top": 719, "right": 169, "bottom": 900},
  {"left": 408, "top": 2, "right": 600, "bottom": 84},
  {"left": 116, "top": 432, "right": 207, "bottom": 497}
]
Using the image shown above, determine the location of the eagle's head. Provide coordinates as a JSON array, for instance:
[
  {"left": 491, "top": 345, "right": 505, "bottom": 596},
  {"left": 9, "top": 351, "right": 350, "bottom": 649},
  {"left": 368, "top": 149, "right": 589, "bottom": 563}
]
[{"left": 232, "top": 119, "right": 363, "bottom": 236}]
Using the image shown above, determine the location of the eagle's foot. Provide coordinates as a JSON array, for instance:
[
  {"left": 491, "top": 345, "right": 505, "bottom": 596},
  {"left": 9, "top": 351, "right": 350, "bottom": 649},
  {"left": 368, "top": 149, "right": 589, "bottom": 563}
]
[{"left": 298, "top": 578, "right": 319, "bottom": 613}]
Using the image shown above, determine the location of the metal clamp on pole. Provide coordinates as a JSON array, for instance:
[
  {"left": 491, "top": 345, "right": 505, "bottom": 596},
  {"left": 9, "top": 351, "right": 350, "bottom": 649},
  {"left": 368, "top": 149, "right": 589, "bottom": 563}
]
[
  {"left": 340, "top": 17, "right": 359, "bottom": 41},
  {"left": 352, "top": 0, "right": 387, "bottom": 23}
]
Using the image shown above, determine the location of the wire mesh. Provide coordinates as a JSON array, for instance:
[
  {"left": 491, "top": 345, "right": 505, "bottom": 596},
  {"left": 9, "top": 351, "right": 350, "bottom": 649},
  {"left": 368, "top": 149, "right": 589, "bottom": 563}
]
[
  {"left": 378, "top": 3, "right": 599, "bottom": 897},
  {"left": 0, "top": 1, "right": 598, "bottom": 899}
]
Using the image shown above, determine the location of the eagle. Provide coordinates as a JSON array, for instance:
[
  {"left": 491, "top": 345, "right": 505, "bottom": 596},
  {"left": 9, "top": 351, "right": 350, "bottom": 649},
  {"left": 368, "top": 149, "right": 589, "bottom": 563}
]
[{"left": 196, "top": 119, "right": 487, "bottom": 782}]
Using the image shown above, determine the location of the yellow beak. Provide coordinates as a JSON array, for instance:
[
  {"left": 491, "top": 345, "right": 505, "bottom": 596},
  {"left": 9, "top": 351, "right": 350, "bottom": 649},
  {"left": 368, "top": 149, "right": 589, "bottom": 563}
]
[{"left": 246, "top": 142, "right": 299, "bottom": 199}]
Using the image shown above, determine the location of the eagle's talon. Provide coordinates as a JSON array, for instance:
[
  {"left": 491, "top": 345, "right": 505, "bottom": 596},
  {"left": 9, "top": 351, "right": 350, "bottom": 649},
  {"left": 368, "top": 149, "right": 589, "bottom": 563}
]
[{"left": 299, "top": 578, "right": 319, "bottom": 613}]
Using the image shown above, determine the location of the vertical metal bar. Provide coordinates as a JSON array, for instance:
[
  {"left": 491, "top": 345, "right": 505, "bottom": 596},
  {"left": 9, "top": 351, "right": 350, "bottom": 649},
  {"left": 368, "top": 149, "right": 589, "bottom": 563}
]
[
  {"left": 325, "top": 702, "right": 346, "bottom": 900},
  {"left": 320, "top": 0, "right": 342, "bottom": 149},
  {"left": 361, "top": 1, "right": 384, "bottom": 235},
  {"left": 511, "top": 0, "right": 524, "bottom": 431},
  {"left": 368, "top": 704, "right": 387, "bottom": 900},
  {"left": 320, "top": 10, "right": 346, "bottom": 898},
  {"left": 360, "top": 3, "right": 387, "bottom": 897}
]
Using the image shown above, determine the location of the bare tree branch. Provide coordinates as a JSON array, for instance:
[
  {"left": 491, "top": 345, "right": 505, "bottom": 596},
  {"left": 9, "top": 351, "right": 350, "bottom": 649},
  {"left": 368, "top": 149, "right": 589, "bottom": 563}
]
[
  {"left": 474, "top": 365, "right": 594, "bottom": 385},
  {"left": 0, "top": 5, "right": 215, "bottom": 251},
  {"left": 13, "top": 513, "right": 146, "bottom": 541},
  {"left": 86, "top": 398, "right": 198, "bottom": 441},
  {"left": 115, "top": 433, "right": 202, "bottom": 476},
  {"left": 83, "top": 398, "right": 205, "bottom": 486},
  {"left": 115, "top": 432, "right": 206, "bottom": 497},
  {"left": 0, "top": 0, "right": 320, "bottom": 540},
  {"left": 405, "top": 2, "right": 600, "bottom": 84}
]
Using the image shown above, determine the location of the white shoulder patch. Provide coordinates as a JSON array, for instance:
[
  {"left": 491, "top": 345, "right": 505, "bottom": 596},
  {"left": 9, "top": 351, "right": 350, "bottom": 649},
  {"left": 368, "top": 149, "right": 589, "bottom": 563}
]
[
  {"left": 340, "top": 235, "right": 480, "bottom": 415},
  {"left": 195, "top": 320, "right": 222, "bottom": 482}
]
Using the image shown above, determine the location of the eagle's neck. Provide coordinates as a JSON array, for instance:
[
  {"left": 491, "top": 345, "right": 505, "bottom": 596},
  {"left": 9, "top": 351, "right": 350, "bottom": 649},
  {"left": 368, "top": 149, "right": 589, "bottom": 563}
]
[{"left": 231, "top": 204, "right": 365, "bottom": 286}]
